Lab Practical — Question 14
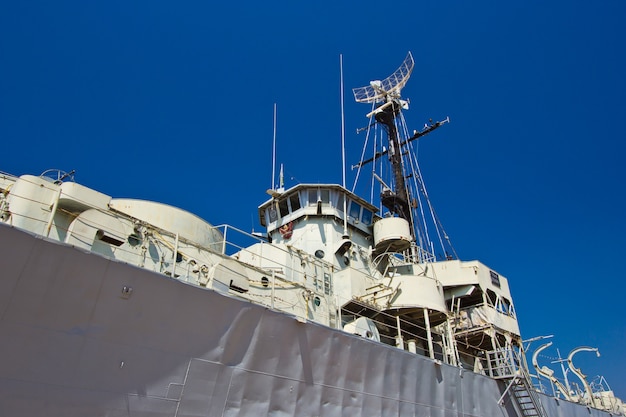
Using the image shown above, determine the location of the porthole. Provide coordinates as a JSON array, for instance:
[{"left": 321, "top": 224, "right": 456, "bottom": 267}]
[
  {"left": 261, "top": 277, "right": 269, "bottom": 288},
  {"left": 314, "top": 249, "right": 325, "bottom": 259},
  {"left": 268, "top": 207, "right": 278, "bottom": 222},
  {"left": 127, "top": 235, "right": 141, "bottom": 247},
  {"left": 313, "top": 296, "right": 321, "bottom": 307}
]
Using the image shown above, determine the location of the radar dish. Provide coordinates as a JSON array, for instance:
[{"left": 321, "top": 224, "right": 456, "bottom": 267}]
[{"left": 353, "top": 52, "right": 414, "bottom": 103}]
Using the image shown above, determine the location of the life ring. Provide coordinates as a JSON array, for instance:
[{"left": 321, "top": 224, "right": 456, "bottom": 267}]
[{"left": 279, "top": 221, "right": 293, "bottom": 239}]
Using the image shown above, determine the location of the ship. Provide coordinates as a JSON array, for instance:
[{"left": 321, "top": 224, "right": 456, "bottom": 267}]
[{"left": 0, "top": 52, "right": 622, "bottom": 417}]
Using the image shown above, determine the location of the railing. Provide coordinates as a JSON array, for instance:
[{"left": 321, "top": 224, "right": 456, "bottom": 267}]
[
  {"left": 1, "top": 174, "right": 351, "bottom": 326},
  {"left": 486, "top": 348, "right": 521, "bottom": 379},
  {"left": 487, "top": 347, "right": 548, "bottom": 417}
]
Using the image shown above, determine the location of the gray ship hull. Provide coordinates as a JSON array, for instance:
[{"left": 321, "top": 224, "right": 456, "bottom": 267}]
[{"left": 0, "top": 224, "right": 612, "bottom": 417}]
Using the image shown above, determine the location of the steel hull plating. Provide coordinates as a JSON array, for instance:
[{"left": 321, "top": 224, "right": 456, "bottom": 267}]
[{"left": 0, "top": 224, "right": 612, "bottom": 417}]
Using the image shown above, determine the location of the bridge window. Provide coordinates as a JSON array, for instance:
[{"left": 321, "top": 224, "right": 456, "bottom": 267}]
[
  {"left": 275, "top": 192, "right": 302, "bottom": 218},
  {"left": 289, "top": 193, "right": 301, "bottom": 212},
  {"left": 268, "top": 206, "right": 278, "bottom": 222},
  {"left": 361, "top": 209, "right": 372, "bottom": 225},
  {"left": 349, "top": 201, "right": 361, "bottom": 221},
  {"left": 278, "top": 198, "right": 289, "bottom": 217},
  {"left": 320, "top": 189, "right": 330, "bottom": 204},
  {"left": 260, "top": 208, "right": 267, "bottom": 226},
  {"left": 500, "top": 297, "right": 515, "bottom": 317},
  {"left": 308, "top": 189, "right": 318, "bottom": 205},
  {"left": 336, "top": 193, "right": 345, "bottom": 212},
  {"left": 308, "top": 188, "right": 330, "bottom": 207}
]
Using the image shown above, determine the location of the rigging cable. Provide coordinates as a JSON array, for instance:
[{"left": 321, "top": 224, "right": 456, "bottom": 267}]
[
  {"left": 398, "top": 111, "right": 431, "bottom": 253},
  {"left": 351, "top": 101, "right": 377, "bottom": 194},
  {"left": 372, "top": 121, "right": 382, "bottom": 207},
  {"left": 399, "top": 111, "right": 459, "bottom": 260},
  {"left": 414, "top": 153, "right": 459, "bottom": 259}
]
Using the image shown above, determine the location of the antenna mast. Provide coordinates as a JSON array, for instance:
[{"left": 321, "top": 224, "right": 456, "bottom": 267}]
[
  {"left": 352, "top": 52, "right": 454, "bottom": 260},
  {"left": 340, "top": 54, "right": 349, "bottom": 238},
  {"left": 271, "top": 103, "right": 277, "bottom": 190},
  {"left": 352, "top": 52, "right": 415, "bottom": 231}
]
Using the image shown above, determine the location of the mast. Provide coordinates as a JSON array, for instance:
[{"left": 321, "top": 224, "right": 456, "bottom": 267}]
[
  {"left": 352, "top": 52, "right": 455, "bottom": 260},
  {"left": 352, "top": 52, "right": 417, "bottom": 236},
  {"left": 375, "top": 100, "right": 411, "bottom": 223}
]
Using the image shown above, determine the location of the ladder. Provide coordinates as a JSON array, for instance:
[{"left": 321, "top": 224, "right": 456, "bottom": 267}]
[
  {"left": 486, "top": 349, "right": 548, "bottom": 417},
  {"left": 504, "top": 375, "right": 547, "bottom": 417}
]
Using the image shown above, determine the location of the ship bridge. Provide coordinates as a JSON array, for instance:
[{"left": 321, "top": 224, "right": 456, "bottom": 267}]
[{"left": 258, "top": 184, "right": 380, "bottom": 252}]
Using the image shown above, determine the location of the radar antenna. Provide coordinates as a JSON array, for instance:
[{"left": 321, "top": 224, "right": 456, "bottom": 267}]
[{"left": 353, "top": 52, "right": 414, "bottom": 104}]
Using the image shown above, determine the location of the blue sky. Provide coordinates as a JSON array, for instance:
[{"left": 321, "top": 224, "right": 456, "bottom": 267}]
[{"left": 2, "top": 1, "right": 625, "bottom": 399}]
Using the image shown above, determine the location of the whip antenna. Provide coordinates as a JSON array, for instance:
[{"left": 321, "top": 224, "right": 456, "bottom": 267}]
[
  {"left": 340, "top": 54, "right": 348, "bottom": 238},
  {"left": 271, "top": 103, "right": 277, "bottom": 191}
]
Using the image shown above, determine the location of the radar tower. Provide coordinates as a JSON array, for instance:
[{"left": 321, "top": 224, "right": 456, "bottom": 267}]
[
  {"left": 353, "top": 52, "right": 415, "bottom": 229},
  {"left": 353, "top": 52, "right": 453, "bottom": 260}
]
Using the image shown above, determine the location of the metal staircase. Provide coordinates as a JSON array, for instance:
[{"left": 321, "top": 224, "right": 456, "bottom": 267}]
[{"left": 486, "top": 348, "right": 548, "bottom": 417}]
